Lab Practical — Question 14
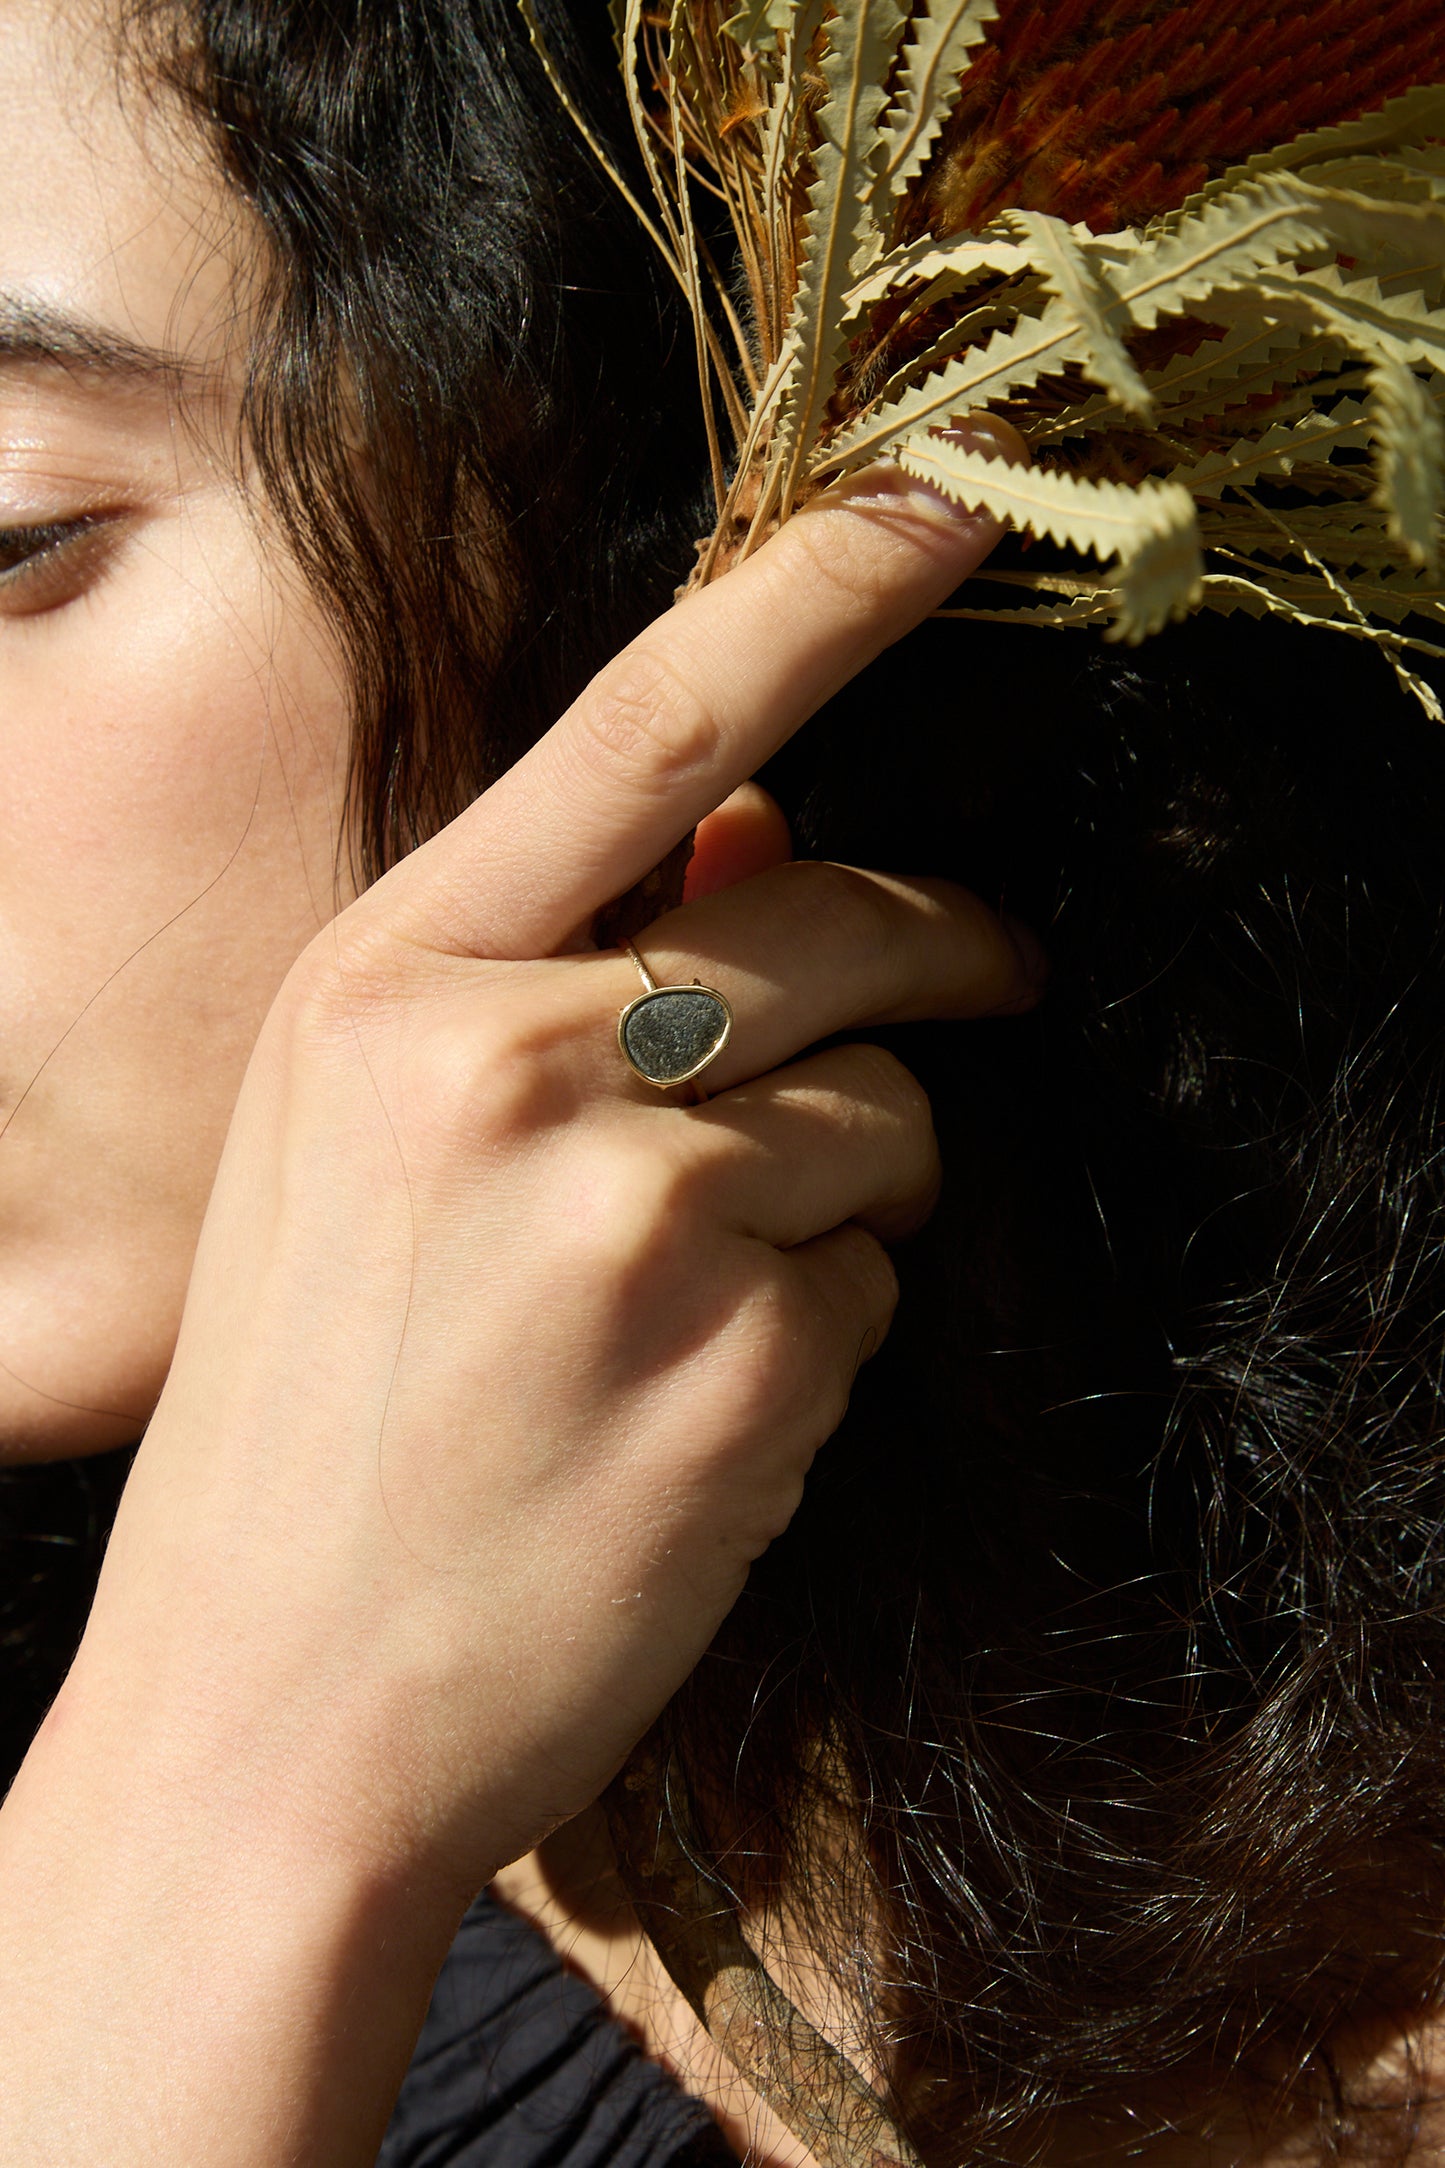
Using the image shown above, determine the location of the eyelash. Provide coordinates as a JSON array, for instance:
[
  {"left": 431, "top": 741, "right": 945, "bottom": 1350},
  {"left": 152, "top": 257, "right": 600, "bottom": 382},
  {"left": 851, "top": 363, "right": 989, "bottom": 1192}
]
[
  {"left": 0, "top": 518, "right": 95, "bottom": 574},
  {"left": 0, "top": 517, "right": 111, "bottom": 609}
]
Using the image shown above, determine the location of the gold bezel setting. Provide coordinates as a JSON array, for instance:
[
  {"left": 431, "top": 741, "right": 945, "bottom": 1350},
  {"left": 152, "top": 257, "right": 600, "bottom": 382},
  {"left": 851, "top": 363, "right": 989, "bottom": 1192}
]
[{"left": 617, "top": 981, "right": 734, "bottom": 1090}]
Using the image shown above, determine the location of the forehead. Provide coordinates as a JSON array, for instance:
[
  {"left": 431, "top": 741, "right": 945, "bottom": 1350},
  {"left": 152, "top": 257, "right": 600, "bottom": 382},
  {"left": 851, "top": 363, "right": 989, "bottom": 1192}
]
[{"left": 0, "top": 0, "right": 251, "bottom": 392}]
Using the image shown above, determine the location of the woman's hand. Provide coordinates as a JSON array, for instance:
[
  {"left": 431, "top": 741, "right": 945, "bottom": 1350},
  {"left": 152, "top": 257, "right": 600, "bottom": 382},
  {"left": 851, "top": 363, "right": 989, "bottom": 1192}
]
[
  {"left": 0, "top": 459, "right": 1034, "bottom": 2165},
  {"left": 99, "top": 460, "right": 1034, "bottom": 1884}
]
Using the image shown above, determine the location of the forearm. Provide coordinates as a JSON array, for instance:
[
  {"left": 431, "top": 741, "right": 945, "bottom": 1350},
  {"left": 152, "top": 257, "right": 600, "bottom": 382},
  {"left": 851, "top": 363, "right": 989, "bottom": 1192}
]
[
  {"left": 0, "top": 1615, "right": 468, "bottom": 2168},
  {"left": 0, "top": 464, "right": 1019, "bottom": 2166}
]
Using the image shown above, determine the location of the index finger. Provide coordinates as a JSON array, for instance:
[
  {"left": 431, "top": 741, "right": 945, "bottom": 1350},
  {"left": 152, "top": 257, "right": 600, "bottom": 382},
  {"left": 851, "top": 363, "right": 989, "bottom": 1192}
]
[{"left": 379, "top": 444, "right": 1013, "bottom": 960}]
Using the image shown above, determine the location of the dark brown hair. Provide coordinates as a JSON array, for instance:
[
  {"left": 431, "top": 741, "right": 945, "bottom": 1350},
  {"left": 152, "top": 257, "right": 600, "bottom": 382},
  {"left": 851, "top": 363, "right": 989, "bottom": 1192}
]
[
  {"left": 128, "top": 0, "right": 714, "bottom": 889},
  {"left": 694, "top": 611, "right": 1445, "bottom": 2159}
]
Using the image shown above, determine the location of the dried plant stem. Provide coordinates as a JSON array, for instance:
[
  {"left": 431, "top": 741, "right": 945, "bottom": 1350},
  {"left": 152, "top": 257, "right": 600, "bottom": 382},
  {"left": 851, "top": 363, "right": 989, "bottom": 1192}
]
[
  {"left": 518, "top": 0, "right": 681, "bottom": 288},
  {"left": 604, "top": 1738, "right": 923, "bottom": 2168},
  {"left": 587, "top": 1, "right": 1445, "bottom": 678}
]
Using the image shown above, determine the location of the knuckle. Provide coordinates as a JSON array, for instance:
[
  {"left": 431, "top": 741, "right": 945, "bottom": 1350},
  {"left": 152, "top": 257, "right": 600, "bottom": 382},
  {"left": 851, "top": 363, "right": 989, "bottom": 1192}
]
[
  {"left": 839, "top": 1039, "right": 932, "bottom": 1130},
  {"left": 278, "top": 911, "right": 463, "bottom": 1049},
  {"left": 261, "top": 932, "right": 404, "bottom": 1083},
  {"left": 776, "top": 859, "right": 902, "bottom": 971},
  {"left": 847, "top": 1223, "right": 903, "bottom": 1322},
  {"left": 611, "top": 1141, "right": 701, "bottom": 1248},
  {"left": 278, "top": 917, "right": 394, "bottom": 1032},
  {"left": 404, "top": 1006, "right": 559, "bottom": 1145},
  {"left": 721, "top": 1276, "right": 819, "bottom": 1432},
  {"left": 575, "top": 645, "right": 722, "bottom": 799},
  {"left": 736, "top": 1236, "right": 897, "bottom": 1445},
  {"left": 561, "top": 1136, "right": 700, "bottom": 1289}
]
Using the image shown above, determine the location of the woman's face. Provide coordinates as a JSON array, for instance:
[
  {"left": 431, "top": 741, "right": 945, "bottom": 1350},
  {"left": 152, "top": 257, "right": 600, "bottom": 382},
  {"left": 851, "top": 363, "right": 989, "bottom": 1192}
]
[{"left": 0, "top": 0, "right": 354, "bottom": 1457}]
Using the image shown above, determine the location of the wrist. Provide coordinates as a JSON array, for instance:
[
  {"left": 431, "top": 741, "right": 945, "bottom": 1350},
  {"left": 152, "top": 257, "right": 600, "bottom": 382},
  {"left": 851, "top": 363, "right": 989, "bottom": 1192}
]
[
  {"left": 69, "top": 1493, "right": 488, "bottom": 1906},
  {"left": 77, "top": 1396, "right": 511, "bottom": 1903},
  {"left": 0, "top": 1619, "right": 470, "bottom": 2166}
]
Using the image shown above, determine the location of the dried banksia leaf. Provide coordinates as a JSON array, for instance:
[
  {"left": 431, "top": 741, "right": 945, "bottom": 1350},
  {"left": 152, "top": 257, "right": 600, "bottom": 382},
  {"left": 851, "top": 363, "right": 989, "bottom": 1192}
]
[
  {"left": 529, "top": 14, "right": 1445, "bottom": 2148},
  {"left": 1370, "top": 356, "right": 1445, "bottom": 564},
  {"left": 872, "top": 0, "right": 998, "bottom": 207},
  {"left": 773, "top": 0, "right": 912, "bottom": 506},
  {"left": 721, "top": 0, "right": 792, "bottom": 41},
  {"left": 527, "top": 0, "right": 1445, "bottom": 708},
  {"left": 898, "top": 432, "right": 1203, "bottom": 639},
  {"left": 994, "top": 210, "right": 1156, "bottom": 419}
]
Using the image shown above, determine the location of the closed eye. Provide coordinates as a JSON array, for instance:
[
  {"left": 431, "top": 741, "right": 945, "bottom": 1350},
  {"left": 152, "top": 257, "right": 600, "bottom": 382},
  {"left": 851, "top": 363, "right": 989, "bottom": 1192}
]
[
  {"left": 0, "top": 518, "right": 99, "bottom": 573},
  {"left": 0, "top": 516, "right": 116, "bottom": 613}
]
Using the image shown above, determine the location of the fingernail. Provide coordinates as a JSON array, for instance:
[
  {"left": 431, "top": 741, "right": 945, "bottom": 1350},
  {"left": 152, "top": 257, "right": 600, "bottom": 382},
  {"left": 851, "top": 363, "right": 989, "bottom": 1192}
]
[
  {"left": 890, "top": 412, "right": 1031, "bottom": 533},
  {"left": 991, "top": 912, "right": 1049, "bottom": 1015},
  {"left": 939, "top": 413, "right": 1032, "bottom": 468}
]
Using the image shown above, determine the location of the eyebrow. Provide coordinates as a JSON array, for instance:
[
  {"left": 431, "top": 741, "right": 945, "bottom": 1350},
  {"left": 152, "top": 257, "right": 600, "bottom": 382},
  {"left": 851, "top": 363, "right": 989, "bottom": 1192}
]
[{"left": 0, "top": 295, "right": 213, "bottom": 389}]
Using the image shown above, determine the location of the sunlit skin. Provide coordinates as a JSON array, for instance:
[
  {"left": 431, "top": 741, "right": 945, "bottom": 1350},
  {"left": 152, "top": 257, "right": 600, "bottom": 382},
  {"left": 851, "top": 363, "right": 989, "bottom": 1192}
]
[
  {"left": 5, "top": 6, "right": 1442, "bottom": 2166},
  {"left": 0, "top": 0, "right": 808, "bottom": 2149},
  {"left": 0, "top": 0, "right": 354, "bottom": 1456},
  {"left": 0, "top": 8, "right": 990, "bottom": 2160},
  {"left": 0, "top": 1, "right": 800, "bottom": 1471}
]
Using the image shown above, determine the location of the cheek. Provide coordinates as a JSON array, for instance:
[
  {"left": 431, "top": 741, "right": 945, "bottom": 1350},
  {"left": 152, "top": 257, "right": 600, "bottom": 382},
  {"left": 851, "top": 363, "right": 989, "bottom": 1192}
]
[
  {"left": 4, "top": 494, "right": 351, "bottom": 962},
  {"left": 0, "top": 490, "right": 355, "bottom": 1453}
]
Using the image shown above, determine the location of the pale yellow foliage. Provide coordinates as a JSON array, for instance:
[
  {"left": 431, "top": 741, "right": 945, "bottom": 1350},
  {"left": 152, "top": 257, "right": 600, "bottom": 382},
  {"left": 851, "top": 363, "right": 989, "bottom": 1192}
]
[{"left": 527, "top": 0, "right": 1445, "bottom": 705}]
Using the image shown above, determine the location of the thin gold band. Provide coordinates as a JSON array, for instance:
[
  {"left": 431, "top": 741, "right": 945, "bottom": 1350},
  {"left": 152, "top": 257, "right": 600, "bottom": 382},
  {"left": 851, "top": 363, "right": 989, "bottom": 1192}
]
[{"left": 622, "top": 939, "right": 658, "bottom": 996}]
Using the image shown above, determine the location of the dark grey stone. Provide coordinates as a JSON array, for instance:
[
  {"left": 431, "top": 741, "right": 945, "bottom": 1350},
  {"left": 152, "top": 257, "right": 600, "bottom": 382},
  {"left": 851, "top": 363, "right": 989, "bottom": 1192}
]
[{"left": 622, "top": 987, "right": 730, "bottom": 1085}]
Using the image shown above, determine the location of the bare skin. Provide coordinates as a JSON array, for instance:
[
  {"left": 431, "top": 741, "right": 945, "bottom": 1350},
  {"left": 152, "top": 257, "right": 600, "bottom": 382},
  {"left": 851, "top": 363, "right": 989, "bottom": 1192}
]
[
  {"left": 0, "top": 0, "right": 358, "bottom": 1455},
  {"left": 0, "top": 3, "right": 1038, "bottom": 2159},
  {"left": 0, "top": 472, "right": 1027, "bottom": 2161},
  {"left": 3, "top": 7, "right": 1441, "bottom": 2165}
]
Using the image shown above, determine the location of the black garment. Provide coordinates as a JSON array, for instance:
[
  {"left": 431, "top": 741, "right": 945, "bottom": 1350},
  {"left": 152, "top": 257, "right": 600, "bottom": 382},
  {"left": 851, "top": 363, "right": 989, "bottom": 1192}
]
[{"left": 378, "top": 1892, "right": 739, "bottom": 2168}]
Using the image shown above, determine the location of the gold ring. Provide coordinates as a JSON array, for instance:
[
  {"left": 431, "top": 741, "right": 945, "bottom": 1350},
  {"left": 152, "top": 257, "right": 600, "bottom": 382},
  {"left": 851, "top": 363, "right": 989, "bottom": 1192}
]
[{"left": 617, "top": 940, "right": 733, "bottom": 1099}]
